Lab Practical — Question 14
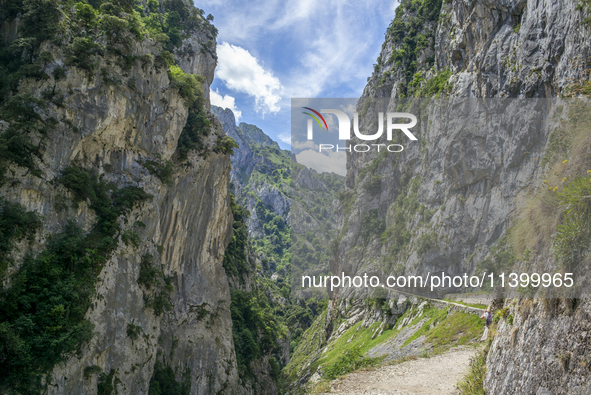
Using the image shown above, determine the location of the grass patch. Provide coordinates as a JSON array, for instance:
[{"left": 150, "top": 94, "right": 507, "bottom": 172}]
[
  {"left": 322, "top": 349, "right": 382, "bottom": 380},
  {"left": 553, "top": 175, "right": 591, "bottom": 269},
  {"left": 315, "top": 322, "right": 395, "bottom": 373},
  {"left": 401, "top": 307, "right": 448, "bottom": 346},
  {"left": 456, "top": 343, "right": 489, "bottom": 395},
  {"left": 313, "top": 304, "right": 425, "bottom": 378},
  {"left": 308, "top": 304, "right": 483, "bottom": 385},
  {"left": 425, "top": 311, "right": 483, "bottom": 350},
  {"left": 510, "top": 101, "right": 591, "bottom": 269}
]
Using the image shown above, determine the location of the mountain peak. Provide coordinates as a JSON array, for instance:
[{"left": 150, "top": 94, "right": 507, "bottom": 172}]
[
  {"left": 237, "top": 123, "right": 280, "bottom": 150},
  {"left": 212, "top": 105, "right": 280, "bottom": 150}
]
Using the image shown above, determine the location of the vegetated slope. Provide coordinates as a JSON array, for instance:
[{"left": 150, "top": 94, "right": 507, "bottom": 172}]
[
  {"left": 288, "top": 0, "right": 591, "bottom": 393},
  {"left": 284, "top": 295, "right": 485, "bottom": 393},
  {"left": 0, "top": 0, "right": 250, "bottom": 394}
]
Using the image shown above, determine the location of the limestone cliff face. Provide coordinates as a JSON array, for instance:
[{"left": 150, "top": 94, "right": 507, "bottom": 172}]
[
  {"left": 485, "top": 298, "right": 591, "bottom": 395},
  {"left": 1, "top": 7, "right": 245, "bottom": 395},
  {"left": 333, "top": 0, "right": 591, "bottom": 292},
  {"left": 368, "top": 0, "right": 590, "bottom": 100},
  {"left": 324, "top": 0, "right": 591, "bottom": 393}
]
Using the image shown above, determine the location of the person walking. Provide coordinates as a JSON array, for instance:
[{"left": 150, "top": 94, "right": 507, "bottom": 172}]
[{"left": 480, "top": 306, "right": 492, "bottom": 341}]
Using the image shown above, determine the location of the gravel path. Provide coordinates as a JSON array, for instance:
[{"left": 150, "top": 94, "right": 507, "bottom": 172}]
[{"left": 320, "top": 346, "right": 478, "bottom": 395}]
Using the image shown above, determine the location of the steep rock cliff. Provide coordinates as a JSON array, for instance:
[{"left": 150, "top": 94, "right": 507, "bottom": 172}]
[
  {"left": 331, "top": 0, "right": 590, "bottom": 296},
  {"left": 0, "top": 1, "right": 245, "bottom": 393},
  {"left": 303, "top": 0, "right": 591, "bottom": 393}
]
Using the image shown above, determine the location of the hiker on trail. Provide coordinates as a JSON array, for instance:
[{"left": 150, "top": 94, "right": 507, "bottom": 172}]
[{"left": 480, "top": 306, "right": 492, "bottom": 341}]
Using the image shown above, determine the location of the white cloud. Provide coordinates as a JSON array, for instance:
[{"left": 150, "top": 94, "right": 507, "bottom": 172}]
[
  {"left": 291, "top": 140, "right": 318, "bottom": 151},
  {"left": 203, "top": 0, "right": 399, "bottom": 133},
  {"left": 269, "top": 0, "right": 315, "bottom": 29},
  {"left": 339, "top": 103, "right": 357, "bottom": 117},
  {"left": 277, "top": 133, "right": 291, "bottom": 145},
  {"left": 296, "top": 149, "right": 346, "bottom": 176},
  {"left": 206, "top": 0, "right": 397, "bottom": 99},
  {"left": 282, "top": 1, "right": 386, "bottom": 99},
  {"left": 216, "top": 43, "right": 283, "bottom": 115},
  {"left": 210, "top": 89, "right": 242, "bottom": 121},
  {"left": 205, "top": 1, "right": 282, "bottom": 45}
]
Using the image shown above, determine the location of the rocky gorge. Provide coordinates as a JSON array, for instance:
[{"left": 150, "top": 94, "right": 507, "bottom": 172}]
[{"left": 1, "top": 0, "right": 591, "bottom": 394}]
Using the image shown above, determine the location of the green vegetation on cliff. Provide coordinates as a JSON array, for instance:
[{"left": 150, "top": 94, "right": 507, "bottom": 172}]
[
  {"left": 223, "top": 195, "right": 253, "bottom": 281},
  {"left": 220, "top": 125, "right": 342, "bottom": 389},
  {"left": 223, "top": 196, "right": 326, "bottom": 388},
  {"left": 0, "top": 94, "right": 58, "bottom": 186},
  {"left": 237, "top": 142, "right": 292, "bottom": 276},
  {"left": 384, "top": 0, "right": 444, "bottom": 96},
  {"left": 0, "top": 0, "right": 216, "bottom": 184},
  {"left": 0, "top": 198, "right": 41, "bottom": 276},
  {"left": 222, "top": 197, "right": 287, "bottom": 387},
  {"left": 511, "top": 101, "right": 591, "bottom": 272},
  {"left": 0, "top": 222, "right": 96, "bottom": 394},
  {"left": 291, "top": 161, "right": 344, "bottom": 279},
  {"left": 0, "top": 168, "right": 151, "bottom": 393},
  {"left": 138, "top": 253, "right": 173, "bottom": 316},
  {"left": 230, "top": 288, "right": 284, "bottom": 380},
  {"left": 148, "top": 360, "right": 190, "bottom": 395},
  {"left": 176, "top": 80, "right": 210, "bottom": 160}
]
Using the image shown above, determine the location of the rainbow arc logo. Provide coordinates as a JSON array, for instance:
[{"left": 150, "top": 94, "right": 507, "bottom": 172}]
[{"left": 302, "top": 107, "right": 329, "bottom": 131}]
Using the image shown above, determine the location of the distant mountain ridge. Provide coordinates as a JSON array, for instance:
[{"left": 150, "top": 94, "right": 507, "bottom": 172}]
[
  {"left": 212, "top": 106, "right": 291, "bottom": 240},
  {"left": 213, "top": 105, "right": 344, "bottom": 394}
]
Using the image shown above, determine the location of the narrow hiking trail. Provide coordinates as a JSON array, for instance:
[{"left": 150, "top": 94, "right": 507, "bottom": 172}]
[{"left": 320, "top": 346, "right": 478, "bottom": 395}]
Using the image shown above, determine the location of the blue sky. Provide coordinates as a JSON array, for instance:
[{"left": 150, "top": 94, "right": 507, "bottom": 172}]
[{"left": 199, "top": 0, "right": 399, "bottom": 150}]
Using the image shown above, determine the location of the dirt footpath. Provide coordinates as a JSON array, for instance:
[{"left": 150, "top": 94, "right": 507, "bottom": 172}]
[{"left": 321, "top": 346, "right": 478, "bottom": 395}]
